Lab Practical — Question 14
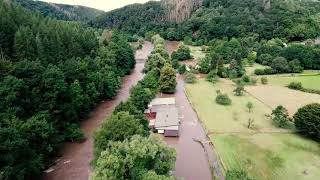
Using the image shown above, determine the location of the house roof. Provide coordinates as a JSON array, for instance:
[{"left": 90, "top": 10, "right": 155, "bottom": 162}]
[
  {"left": 149, "top": 98, "right": 175, "bottom": 106},
  {"left": 155, "top": 107, "right": 179, "bottom": 128}
]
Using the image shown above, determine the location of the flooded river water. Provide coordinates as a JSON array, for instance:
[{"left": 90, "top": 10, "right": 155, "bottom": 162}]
[
  {"left": 43, "top": 41, "right": 223, "bottom": 180},
  {"left": 42, "top": 41, "right": 153, "bottom": 180}
]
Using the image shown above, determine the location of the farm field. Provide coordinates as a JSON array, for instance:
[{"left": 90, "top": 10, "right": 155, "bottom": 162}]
[
  {"left": 185, "top": 78, "right": 320, "bottom": 180},
  {"left": 267, "top": 75, "right": 320, "bottom": 90},
  {"left": 246, "top": 85, "right": 320, "bottom": 116}
]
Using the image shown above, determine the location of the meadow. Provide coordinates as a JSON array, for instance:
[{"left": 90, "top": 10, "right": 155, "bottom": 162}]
[{"left": 185, "top": 79, "right": 320, "bottom": 180}]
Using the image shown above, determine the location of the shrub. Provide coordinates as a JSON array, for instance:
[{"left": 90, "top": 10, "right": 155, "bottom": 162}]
[
  {"left": 226, "top": 169, "right": 252, "bottom": 180},
  {"left": 242, "top": 75, "right": 250, "bottom": 83},
  {"left": 171, "top": 44, "right": 192, "bottom": 61},
  {"left": 261, "top": 77, "right": 268, "bottom": 84},
  {"left": 294, "top": 103, "right": 320, "bottom": 140},
  {"left": 254, "top": 69, "right": 265, "bottom": 75},
  {"left": 271, "top": 105, "right": 291, "bottom": 128},
  {"left": 207, "top": 70, "right": 218, "bottom": 83},
  {"left": 216, "top": 93, "right": 232, "bottom": 105},
  {"left": 288, "top": 81, "right": 303, "bottom": 90},
  {"left": 184, "top": 72, "right": 197, "bottom": 84},
  {"left": 251, "top": 77, "right": 257, "bottom": 85},
  {"left": 159, "top": 63, "right": 177, "bottom": 94},
  {"left": 234, "top": 83, "right": 245, "bottom": 96},
  {"left": 64, "top": 124, "right": 85, "bottom": 142},
  {"left": 178, "top": 64, "right": 186, "bottom": 74}
]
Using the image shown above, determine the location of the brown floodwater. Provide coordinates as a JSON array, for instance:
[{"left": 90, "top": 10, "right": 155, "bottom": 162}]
[
  {"left": 165, "top": 41, "right": 180, "bottom": 55},
  {"left": 159, "top": 76, "right": 224, "bottom": 180},
  {"left": 42, "top": 41, "right": 153, "bottom": 180}
]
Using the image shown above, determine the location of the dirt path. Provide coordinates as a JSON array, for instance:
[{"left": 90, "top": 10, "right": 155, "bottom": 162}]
[
  {"left": 160, "top": 75, "right": 224, "bottom": 180},
  {"left": 42, "top": 42, "right": 153, "bottom": 180}
]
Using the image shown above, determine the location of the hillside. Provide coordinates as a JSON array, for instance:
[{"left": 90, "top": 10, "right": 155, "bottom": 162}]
[
  {"left": 13, "top": 0, "right": 104, "bottom": 21},
  {"left": 91, "top": 0, "right": 320, "bottom": 42}
]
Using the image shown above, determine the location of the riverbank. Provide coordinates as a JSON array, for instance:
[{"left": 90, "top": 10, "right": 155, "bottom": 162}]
[{"left": 42, "top": 42, "right": 153, "bottom": 180}]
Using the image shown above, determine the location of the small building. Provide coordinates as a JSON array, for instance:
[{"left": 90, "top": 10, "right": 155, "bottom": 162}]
[
  {"left": 145, "top": 97, "right": 180, "bottom": 137},
  {"left": 146, "top": 98, "right": 176, "bottom": 119},
  {"left": 154, "top": 107, "right": 179, "bottom": 137}
]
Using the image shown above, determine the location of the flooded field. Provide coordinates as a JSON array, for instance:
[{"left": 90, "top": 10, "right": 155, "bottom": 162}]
[{"left": 42, "top": 42, "right": 153, "bottom": 180}]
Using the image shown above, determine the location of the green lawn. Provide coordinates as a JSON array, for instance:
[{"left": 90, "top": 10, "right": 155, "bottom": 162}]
[
  {"left": 185, "top": 79, "right": 320, "bottom": 180},
  {"left": 268, "top": 75, "right": 320, "bottom": 90}
]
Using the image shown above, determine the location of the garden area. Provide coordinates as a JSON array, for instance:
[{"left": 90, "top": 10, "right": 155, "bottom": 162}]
[{"left": 185, "top": 78, "right": 320, "bottom": 180}]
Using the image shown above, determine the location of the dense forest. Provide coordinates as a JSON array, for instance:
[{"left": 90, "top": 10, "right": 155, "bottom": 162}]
[
  {"left": 13, "top": 0, "right": 104, "bottom": 22},
  {"left": 92, "top": 0, "right": 320, "bottom": 42},
  {"left": 90, "top": 1, "right": 169, "bottom": 36},
  {"left": 0, "top": 0, "right": 135, "bottom": 179}
]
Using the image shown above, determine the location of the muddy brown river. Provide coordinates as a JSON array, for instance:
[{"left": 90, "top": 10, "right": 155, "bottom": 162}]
[
  {"left": 42, "top": 42, "right": 153, "bottom": 180},
  {"left": 43, "top": 41, "right": 223, "bottom": 180}
]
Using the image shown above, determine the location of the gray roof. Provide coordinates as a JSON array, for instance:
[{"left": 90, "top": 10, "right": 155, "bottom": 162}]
[
  {"left": 155, "top": 107, "right": 179, "bottom": 128},
  {"left": 150, "top": 98, "right": 175, "bottom": 106}
]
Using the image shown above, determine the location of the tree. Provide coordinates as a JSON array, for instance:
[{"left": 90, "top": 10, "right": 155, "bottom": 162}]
[
  {"left": 198, "top": 57, "right": 211, "bottom": 74},
  {"left": 159, "top": 63, "right": 177, "bottom": 94},
  {"left": 270, "top": 57, "right": 289, "bottom": 73},
  {"left": 184, "top": 72, "right": 197, "bottom": 84},
  {"left": 271, "top": 105, "right": 291, "bottom": 128},
  {"left": 288, "top": 59, "right": 303, "bottom": 73},
  {"left": 94, "top": 112, "right": 146, "bottom": 164},
  {"left": 92, "top": 135, "right": 176, "bottom": 180},
  {"left": 216, "top": 93, "right": 232, "bottom": 106},
  {"left": 247, "top": 51, "right": 256, "bottom": 66},
  {"left": 261, "top": 77, "right": 268, "bottom": 85},
  {"left": 144, "top": 53, "right": 166, "bottom": 73},
  {"left": 247, "top": 118, "right": 254, "bottom": 129},
  {"left": 178, "top": 64, "right": 186, "bottom": 74},
  {"left": 234, "top": 83, "right": 245, "bottom": 96},
  {"left": 294, "top": 103, "right": 320, "bottom": 140},
  {"left": 246, "top": 102, "right": 253, "bottom": 113},
  {"left": 171, "top": 44, "right": 192, "bottom": 61},
  {"left": 130, "top": 84, "right": 154, "bottom": 111}
]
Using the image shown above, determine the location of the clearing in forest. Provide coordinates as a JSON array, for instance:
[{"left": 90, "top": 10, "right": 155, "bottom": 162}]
[{"left": 185, "top": 78, "right": 320, "bottom": 180}]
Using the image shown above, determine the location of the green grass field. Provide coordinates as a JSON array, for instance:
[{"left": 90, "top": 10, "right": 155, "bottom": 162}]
[
  {"left": 268, "top": 75, "right": 320, "bottom": 90},
  {"left": 185, "top": 79, "right": 320, "bottom": 180}
]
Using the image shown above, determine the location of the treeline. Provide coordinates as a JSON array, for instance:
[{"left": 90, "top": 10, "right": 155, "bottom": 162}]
[
  {"left": 92, "top": 35, "right": 176, "bottom": 179},
  {"left": 169, "top": 0, "right": 320, "bottom": 43},
  {"left": 13, "top": 0, "right": 104, "bottom": 22},
  {"left": 91, "top": 0, "right": 320, "bottom": 43},
  {"left": 0, "top": 1, "right": 135, "bottom": 179},
  {"left": 90, "top": 1, "right": 169, "bottom": 36}
]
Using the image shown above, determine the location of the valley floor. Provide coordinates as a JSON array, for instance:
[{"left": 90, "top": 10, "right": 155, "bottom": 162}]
[
  {"left": 185, "top": 78, "right": 320, "bottom": 180},
  {"left": 42, "top": 42, "right": 153, "bottom": 180}
]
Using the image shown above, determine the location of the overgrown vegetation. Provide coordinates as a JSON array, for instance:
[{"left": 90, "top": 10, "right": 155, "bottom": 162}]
[
  {"left": 294, "top": 103, "right": 320, "bottom": 141},
  {"left": 0, "top": 1, "right": 135, "bottom": 179},
  {"left": 92, "top": 34, "right": 176, "bottom": 179}
]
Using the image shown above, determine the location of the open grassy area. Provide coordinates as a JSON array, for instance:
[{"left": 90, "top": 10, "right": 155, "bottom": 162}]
[
  {"left": 188, "top": 45, "right": 206, "bottom": 60},
  {"left": 267, "top": 75, "right": 320, "bottom": 90},
  {"left": 185, "top": 78, "right": 320, "bottom": 180}
]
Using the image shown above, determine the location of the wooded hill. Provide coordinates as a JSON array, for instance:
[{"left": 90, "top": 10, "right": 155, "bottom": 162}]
[
  {"left": 13, "top": 0, "right": 104, "bottom": 22},
  {"left": 91, "top": 0, "right": 320, "bottom": 42}
]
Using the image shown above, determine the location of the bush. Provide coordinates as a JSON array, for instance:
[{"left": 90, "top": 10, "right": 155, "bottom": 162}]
[
  {"left": 271, "top": 105, "right": 291, "bottom": 128},
  {"left": 64, "top": 124, "right": 85, "bottom": 142},
  {"left": 226, "top": 169, "right": 252, "bottom": 180},
  {"left": 254, "top": 69, "right": 265, "bottom": 75},
  {"left": 294, "top": 103, "right": 320, "bottom": 140},
  {"left": 216, "top": 93, "right": 232, "bottom": 105},
  {"left": 234, "top": 83, "right": 245, "bottom": 96},
  {"left": 242, "top": 75, "right": 250, "bottom": 83},
  {"left": 207, "top": 70, "right": 218, "bottom": 83},
  {"left": 251, "top": 77, "right": 257, "bottom": 85},
  {"left": 288, "top": 81, "right": 303, "bottom": 90},
  {"left": 184, "top": 72, "right": 197, "bottom": 84},
  {"left": 178, "top": 64, "right": 186, "bottom": 74},
  {"left": 261, "top": 77, "right": 268, "bottom": 84},
  {"left": 171, "top": 44, "right": 192, "bottom": 61}
]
